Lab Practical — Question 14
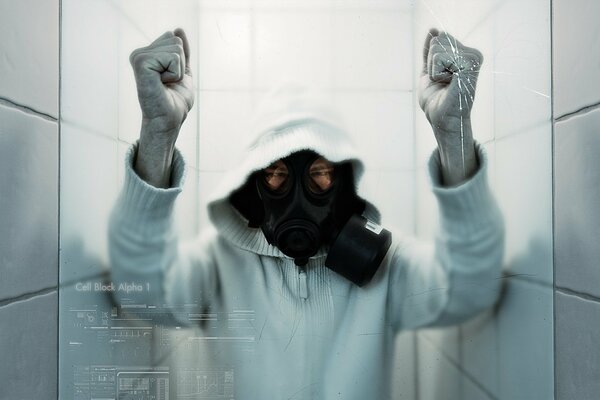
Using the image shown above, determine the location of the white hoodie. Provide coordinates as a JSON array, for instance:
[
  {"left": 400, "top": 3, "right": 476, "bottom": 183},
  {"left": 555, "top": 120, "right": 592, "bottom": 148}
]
[{"left": 109, "top": 86, "right": 504, "bottom": 399}]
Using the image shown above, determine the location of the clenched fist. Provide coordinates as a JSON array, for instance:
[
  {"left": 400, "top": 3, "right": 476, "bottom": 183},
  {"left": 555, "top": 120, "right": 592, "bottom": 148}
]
[
  {"left": 418, "top": 29, "right": 483, "bottom": 186},
  {"left": 131, "top": 28, "right": 195, "bottom": 188}
]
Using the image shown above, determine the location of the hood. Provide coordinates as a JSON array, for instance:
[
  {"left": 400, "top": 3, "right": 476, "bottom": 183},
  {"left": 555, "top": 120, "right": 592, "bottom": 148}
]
[{"left": 206, "top": 84, "right": 381, "bottom": 259}]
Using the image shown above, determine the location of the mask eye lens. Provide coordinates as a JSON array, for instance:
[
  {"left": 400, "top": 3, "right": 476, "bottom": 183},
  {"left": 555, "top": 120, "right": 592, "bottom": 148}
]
[
  {"left": 308, "top": 157, "right": 335, "bottom": 194},
  {"left": 263, "top": 160, "right": 289, "bottom": 193}
]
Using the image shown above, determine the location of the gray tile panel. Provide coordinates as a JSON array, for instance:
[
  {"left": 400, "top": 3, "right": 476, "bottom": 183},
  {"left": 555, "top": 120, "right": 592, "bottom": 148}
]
[
  {"left": 0, "top": 0, "right": 59, "bottom": 117},
  {"left": 555, "top": 108, "right": 600, "bottom": 296},
  {"left": 0, "top": 105, "right": 58, "bottom": 300},
  {"left": 555, "top": 291, "right": 600, "bottom": 399},
  {"left": 0, "top": 291, "right": 57, "bottom": 399},
  {"left": 553, "top": 0, "right": 600, "bottom": 118},
  {"left": 497, "top": 279, "right": 553, "bottom": 399}
]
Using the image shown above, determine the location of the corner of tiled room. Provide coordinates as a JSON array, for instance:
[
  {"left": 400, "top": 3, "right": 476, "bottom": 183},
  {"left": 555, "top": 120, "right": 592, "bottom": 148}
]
[{"left": 1, "top": 0, "right": 599, "bottom": 399}]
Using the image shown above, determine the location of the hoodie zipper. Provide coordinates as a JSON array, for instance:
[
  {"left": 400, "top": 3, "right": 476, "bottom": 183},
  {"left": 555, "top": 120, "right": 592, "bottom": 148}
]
[{"left": 298, "top": 266, "right": 308, "bottom": 300}]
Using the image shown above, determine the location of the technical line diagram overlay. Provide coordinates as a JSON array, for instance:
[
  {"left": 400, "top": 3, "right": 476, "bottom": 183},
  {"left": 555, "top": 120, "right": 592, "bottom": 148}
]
[
  {"left": 62, "top": 289, "right": 252, "bottom": 399},
  {"left": 72, "top": 366, "right": 234, "bottom": 400}
]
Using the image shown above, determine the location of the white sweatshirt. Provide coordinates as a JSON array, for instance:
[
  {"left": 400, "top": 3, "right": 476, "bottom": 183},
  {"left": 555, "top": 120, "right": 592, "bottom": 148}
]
[{"left": 109, "top": 89, "right": 504, "bottom": 400}]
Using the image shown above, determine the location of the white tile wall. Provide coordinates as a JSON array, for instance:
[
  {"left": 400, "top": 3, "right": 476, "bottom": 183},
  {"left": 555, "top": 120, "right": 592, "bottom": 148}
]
[
  {"left": 254, "top": 11, "right": 333, "bottom": 88},
  {"left": 334, "top": 91, "right": 414, "bottom": 170},
  {"left": 555, "top": 108, "right": 600, "bottom": 297},
  {"left": 60, "top": 124, "right": 118, "bottom": 283},
  {"left": 495, "top": 125, "right": 553, "bottom": 285},
  {"left": 115, "top": 0, "right": 199, "bottom": 39},
  {"left": 0, "top": 105, "right": 58, "bottom": 299},
  {"left": 462, "top": 376, "right": 495, "bottom": 400},
  {"left": 198, "top": 170, "right": 225, "bottom": 230},
  {"left": 333, "top": 0, "right": 412, "bottom": 10},
  {"left": 417, "top": 334, "right": 462, "bottom": 400},
  {"left": 497, "top": 280, "right": 553, "bottom": 399},
  {"left": 493, "top": 0, "right": 552, "bottom": 138},
  {"left": 461, "top": 309, "right": 499, "bottom": 397},
  {"left": 553, "top": 0, "right": 600, "bottom": 118},
  {"left": 198, "top": 0, "right": 253, "bottom": 9},
  {"left": 421, "top": 326, "right": 460, "bottom": 362},
  {"left": 413, "top": 0, "right": 500, "bottom": 41},
  {"left": 392, "top": 332, "right": 417, "bottom": 400},
  {"left": 413, "top": 0, "right": 554, "bottom": 398},
  {"left": 255, "top": 0, "right": 334, "bottom": 9},
  {"left": 463, "top": 17, "right": 495, "bottom": 145},
  {"left": 61, "top": 0, "right": 119, "bottom": 138},
  {"left": 198, "top": 90, "right": 253, "bottom": 171},
  {"left": 360, "top": 170, "right": 414, "bottom": 233},
  {"left": 0, "top": 0, "right": 59, "bottom": 117},
  {"left": 332, "top": 11, "right": 412, "bottom": 90},
  {"left": 198, "top": 11, "right": 252, "bottom": 90}
]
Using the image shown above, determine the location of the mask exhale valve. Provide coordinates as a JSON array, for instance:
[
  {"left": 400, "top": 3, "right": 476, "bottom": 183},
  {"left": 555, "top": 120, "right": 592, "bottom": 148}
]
[{"left": 325, "top": 215, "right": 392, "bottom": 287}]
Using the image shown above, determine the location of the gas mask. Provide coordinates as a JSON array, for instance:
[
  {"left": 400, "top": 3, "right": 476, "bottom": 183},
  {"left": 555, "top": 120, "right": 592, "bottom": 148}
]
[{"left": 230, "top": 150, "right": 392, "bottom": 286}]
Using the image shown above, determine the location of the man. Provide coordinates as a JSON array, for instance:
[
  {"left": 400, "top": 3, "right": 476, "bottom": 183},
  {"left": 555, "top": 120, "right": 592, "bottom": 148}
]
[{"left": 109, "top": 27, "right": 503, "bottom": 399}]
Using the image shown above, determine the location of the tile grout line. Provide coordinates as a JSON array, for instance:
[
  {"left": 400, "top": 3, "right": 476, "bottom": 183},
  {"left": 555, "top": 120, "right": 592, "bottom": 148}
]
[
  {"left": 556, "top": 286, "right": 600, "bottom": 304},
  {"left": 62, "top": 118, "right": 117, "bottom": 140},
  {"left": 410, "top": 5, "right": 419, "bottom": 398},
  {"left": 109, "top": 0, "right": 150, "bottom": 41},
  {"left": 503, "top": 273, "right": 553, "bottom": 289},
  {"left": 555, "top": 101, "right": 600, "bottom": 122},
  {"left": 59, "top": 271, "right": 111, "bottom": 290},
  {"left": 550, "top": 1, "right": 557, "bottom": 398},
  {"left": 421, "top": 334, "right": 499, "bottom": 400},
  {"left": 413, "top": 331, "right": 420, "bottom": 400},
  {"left": 0, "top": 286, "right": 58, "bottom": 308},
  {"left": 463, "top": 0, "right": 504, "bottom": 40},
  {"left": 197, "top": 87, "right": 414, "bottom": 93},
  {"left": 0, "top": 97, "right": 58, "bottom": 122},
  {"left": 0, "top": 272, "right": 108, "bottom": 309},
  {"left": 57, "top": 1, "right": 63, "bottom": 397},
  {"left": 410, "top": 2, "right": 418, "bottom": 241}
]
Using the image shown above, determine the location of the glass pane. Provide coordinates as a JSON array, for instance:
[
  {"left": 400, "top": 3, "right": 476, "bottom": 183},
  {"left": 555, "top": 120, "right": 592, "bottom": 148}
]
[{"left": 59, "top": 1, "right": 553, "bottom": 399}]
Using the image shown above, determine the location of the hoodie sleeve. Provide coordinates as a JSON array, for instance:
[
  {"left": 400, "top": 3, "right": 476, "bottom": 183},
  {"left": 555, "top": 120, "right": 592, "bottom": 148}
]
[
  {"left": 386, "top": 143, "right": 505, "bottom": 331},
  {"left": 108, "top": 142, "right": 218, "bottom": 326}
]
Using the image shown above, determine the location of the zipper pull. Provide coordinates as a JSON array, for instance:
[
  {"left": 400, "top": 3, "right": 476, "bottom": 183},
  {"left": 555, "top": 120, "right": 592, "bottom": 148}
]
[{"left": 298, "top": 267, "right": 308, "bottom": 300}]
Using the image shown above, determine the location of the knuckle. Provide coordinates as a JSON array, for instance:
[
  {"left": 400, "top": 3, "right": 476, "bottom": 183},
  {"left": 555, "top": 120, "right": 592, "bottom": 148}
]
[
  {"left": 475, "top": 50, "right": 484, "bottom": 64},
  {"left": 129, "top": 51, "right": 141, "bottom": 67}
]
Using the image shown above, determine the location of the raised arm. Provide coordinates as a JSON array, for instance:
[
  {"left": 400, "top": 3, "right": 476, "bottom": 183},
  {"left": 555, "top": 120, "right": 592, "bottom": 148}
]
[
  {"left": 131, "top": 28, "right": 194, "bottom": 188},
  {"left": 108, "top": 29, "right": 215, "bottom": 325},
  {"left": 387, "top": 30, "right": 504, "bottom": 330},
  {"left": 418, "top": 29, "right": 482, "bottom": 186}
]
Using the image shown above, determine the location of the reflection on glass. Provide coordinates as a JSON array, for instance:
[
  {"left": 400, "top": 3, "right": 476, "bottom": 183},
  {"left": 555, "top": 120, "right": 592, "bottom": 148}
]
[{"left": 59, "top": 1, "right": 553, "bottom": 399}]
